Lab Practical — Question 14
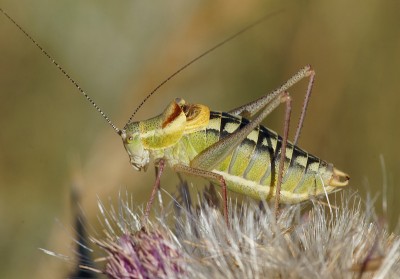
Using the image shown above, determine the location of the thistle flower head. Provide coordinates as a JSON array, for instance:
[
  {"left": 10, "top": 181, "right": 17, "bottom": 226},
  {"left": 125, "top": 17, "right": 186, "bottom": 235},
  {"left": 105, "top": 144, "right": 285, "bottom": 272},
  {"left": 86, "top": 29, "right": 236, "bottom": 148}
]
[
  {"left": 87, "top": 184, "right": 400, "bottom": 278},
  {"left": 46, "top": 183, "right": 400, "bottom": 278}
]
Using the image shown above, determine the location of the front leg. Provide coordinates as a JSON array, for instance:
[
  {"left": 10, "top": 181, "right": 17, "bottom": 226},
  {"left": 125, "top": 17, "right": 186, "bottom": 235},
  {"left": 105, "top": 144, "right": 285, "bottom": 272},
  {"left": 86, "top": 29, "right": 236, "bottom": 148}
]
[
  {"left": 173, "top": 164, "right": 230, "bottom": 227},
  {"left": 143, "top": 159, "right": 166, "bottom": 225}
]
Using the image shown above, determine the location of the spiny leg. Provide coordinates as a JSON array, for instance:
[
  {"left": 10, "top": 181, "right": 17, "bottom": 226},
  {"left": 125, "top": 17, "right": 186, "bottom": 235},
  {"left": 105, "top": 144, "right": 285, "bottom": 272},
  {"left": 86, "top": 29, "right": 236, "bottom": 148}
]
[
  {"left": 190, "top": 67, "right": 317, "bottom": 172},
  {"left": 273, "top": 69, "right": 315, "bottom": 218},
  {"left": 274, "top": 92, "right": 292, "bottom": 220},
  {"left": 227, "top": 66, "right": 316, "bottom": 219},
  {"left": 143, "top": 159, "right": 165, "bottom": 224},
  {"left": 173, "top": 164, "right": 229, "bottom": 227},
  {"left": 187, "top": 67, "right": 315, "bottom": 223},
  {"left": 228, "top": 65, "right": 314, "bottom": 119},
  {"left": 293, "top": 68, "right": 315, "bottom": 145}
]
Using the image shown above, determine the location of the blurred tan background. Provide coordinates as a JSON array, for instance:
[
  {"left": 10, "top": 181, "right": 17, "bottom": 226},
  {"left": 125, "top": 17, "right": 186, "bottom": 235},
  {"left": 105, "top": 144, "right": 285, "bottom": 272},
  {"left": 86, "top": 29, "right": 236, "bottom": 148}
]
[{"left": 0, "top": 1, "right": 399, "bottom": 278}]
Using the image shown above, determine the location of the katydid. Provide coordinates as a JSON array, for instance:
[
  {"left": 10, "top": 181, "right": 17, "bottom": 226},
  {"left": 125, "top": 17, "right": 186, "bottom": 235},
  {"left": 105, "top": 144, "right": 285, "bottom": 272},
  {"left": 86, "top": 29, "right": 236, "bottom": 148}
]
[
  {"left": 1, "top": 8, "right": 349, "bottom": 227},
  {"left": 121, "top": 65, "right": 349, "bottom": 226}
]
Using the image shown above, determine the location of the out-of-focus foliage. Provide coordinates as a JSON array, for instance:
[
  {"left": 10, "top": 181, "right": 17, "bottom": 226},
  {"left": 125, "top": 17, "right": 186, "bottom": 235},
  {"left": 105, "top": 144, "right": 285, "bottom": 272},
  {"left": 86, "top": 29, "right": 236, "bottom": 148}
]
[{"left": 0, "top": 1, "right": 399, "bottom": 278}]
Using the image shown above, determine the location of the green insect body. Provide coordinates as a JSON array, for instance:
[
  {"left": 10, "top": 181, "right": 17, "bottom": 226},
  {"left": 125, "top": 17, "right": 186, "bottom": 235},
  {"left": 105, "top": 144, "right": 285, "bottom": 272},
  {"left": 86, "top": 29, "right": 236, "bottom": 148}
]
[{"left": 122, "top": 98, "right": 348, "bottom": 204}]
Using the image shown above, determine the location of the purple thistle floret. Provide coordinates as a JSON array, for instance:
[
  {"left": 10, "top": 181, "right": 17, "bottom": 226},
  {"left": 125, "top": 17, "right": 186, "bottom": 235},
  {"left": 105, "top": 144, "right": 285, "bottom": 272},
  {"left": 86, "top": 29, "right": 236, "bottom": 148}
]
[
  {"left": 103, "top": 229, "right": 185, "bottom": 279},
  {"left": 103, "top": 229, "right": 184, "bottom": 278}
]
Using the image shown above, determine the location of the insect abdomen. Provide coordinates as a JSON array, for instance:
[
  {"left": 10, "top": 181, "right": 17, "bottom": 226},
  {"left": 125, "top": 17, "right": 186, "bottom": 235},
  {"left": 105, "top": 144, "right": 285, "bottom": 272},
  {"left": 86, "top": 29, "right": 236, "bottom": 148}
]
[{"left": 206, "top": 111, "right": 335, "bottom": 202}]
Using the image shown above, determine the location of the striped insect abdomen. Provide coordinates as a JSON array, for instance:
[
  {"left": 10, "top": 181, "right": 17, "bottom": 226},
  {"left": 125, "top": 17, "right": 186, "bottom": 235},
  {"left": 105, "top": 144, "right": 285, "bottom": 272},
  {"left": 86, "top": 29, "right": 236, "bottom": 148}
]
[{"left": 204, "top": 111, "right": 337, "bottom": 202}]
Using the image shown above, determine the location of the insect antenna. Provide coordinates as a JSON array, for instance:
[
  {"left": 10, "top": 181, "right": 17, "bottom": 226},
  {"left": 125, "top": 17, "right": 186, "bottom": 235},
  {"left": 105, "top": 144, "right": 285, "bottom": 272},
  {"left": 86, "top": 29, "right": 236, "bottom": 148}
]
[
  {"left": 123, "top": 10, "right": 283, "bottom": 130},
  {"left": 0, "top": 8, "right": 121, "bottom": 134}
]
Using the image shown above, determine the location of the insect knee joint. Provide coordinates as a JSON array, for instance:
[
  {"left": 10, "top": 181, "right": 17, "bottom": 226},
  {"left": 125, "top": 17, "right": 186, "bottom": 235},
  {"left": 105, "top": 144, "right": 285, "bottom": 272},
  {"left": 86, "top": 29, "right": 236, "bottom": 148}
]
[{"left": 280, "top": 91, "right": 292, "bottom": 103}]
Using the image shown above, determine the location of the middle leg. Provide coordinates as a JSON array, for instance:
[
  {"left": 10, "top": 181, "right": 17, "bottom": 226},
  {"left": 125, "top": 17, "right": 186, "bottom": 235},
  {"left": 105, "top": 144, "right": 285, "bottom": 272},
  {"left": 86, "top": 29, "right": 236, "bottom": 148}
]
[{"left": 173, "top": 164, "right": 230, "bottom": 227}]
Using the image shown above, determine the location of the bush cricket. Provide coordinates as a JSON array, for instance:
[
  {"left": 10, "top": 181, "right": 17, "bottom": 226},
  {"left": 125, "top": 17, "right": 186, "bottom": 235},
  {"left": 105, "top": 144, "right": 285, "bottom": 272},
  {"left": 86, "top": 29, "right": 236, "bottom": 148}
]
[{"left": 1, "top": 8, "right": 349, "bottom": 227}]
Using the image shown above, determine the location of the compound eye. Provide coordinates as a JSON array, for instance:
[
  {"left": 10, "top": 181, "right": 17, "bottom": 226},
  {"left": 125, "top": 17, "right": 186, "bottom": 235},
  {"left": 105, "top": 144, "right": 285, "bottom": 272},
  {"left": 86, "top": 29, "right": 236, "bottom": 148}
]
[{"left": 127, "top": 135, "right": 134, "bottom": 143}]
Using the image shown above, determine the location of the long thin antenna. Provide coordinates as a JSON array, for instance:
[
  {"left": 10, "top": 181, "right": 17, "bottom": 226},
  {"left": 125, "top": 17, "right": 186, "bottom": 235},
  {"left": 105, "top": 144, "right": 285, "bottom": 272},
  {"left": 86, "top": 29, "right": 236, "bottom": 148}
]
[
  {"left": 123, "top": 10, "right": 283, "bottom": 130},
  {"left": 0, "top": 8, "right": 121, "bottom": 134}
]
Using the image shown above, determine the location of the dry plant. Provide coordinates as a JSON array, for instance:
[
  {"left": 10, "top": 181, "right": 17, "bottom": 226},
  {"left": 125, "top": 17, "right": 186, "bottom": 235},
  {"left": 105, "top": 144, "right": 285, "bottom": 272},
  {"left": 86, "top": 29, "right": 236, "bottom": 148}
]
[{"left": 51, "top": 180, "right": 400, "bottom": 279}]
